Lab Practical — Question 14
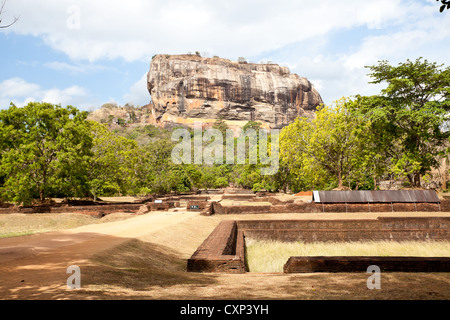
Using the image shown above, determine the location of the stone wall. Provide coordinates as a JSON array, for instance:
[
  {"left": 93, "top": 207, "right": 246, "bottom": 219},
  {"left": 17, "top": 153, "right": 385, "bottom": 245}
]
[
  {"left": 187, "top": 217, "right": 450, "bottom": 273},
  {"left": 284, "top": 256, "right": 450, "bottom": 273},
  {"left": 186, "top": 200, "right": 208, "bottom": 211},
  {"left": 187, "top": 220, "right": 246, "bottom": 273},
  {"left": 239, "top": 217, "right": 450, "bottom": 242},
  {"left": 0, "top": 203, "right": 144, "bottom": 217},
  {"left": 209, "top": 200, "right": 450, "bottom": 215},
  {"left": 147, "top": 201, "right": 179, "bottom": 211}
]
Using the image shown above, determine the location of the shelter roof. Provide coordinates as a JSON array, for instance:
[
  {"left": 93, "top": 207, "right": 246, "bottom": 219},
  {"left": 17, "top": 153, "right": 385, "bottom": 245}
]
[{"left": 312, "top": 190, "right": 440, "bottom": 203}]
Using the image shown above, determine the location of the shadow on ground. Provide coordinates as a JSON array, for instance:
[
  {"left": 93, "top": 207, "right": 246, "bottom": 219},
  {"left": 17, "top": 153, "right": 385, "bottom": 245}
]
[
  {"left": 73, "top": 239, "right": 450, "bottom": 300},
  {"left": 71, "top": 238, "right": 220, "bottom": 299}
]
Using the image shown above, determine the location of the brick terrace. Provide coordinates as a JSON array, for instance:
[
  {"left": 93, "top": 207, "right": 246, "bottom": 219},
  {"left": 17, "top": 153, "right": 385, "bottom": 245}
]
[{"left": 187, "top": 217, "right": 450, "bottom": 274}]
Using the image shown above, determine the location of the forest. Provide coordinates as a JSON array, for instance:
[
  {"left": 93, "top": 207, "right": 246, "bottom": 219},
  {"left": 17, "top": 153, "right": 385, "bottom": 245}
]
[{"left": 0, "top": 58, "right": 449, "bottom": 205}]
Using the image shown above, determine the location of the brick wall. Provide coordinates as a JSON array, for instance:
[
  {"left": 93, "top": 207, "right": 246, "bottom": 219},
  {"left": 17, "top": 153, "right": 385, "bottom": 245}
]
[
  {"left": 0, "top": 203, "right": 144, "bottom": 217},
  {"left": 208, "top": 200, "right": 450, "bottom": 215},
  {"left": 187, "top": 200, "right": 208, "bottom": 211},
  {"left": 238, "top": 217, "right": 450, "bottom": 242},
  {"left": 284, "top": 256, "right": 450, "bottom": 273},
  {"left": 187, "top": 220, "right": 246, "bottom": 273},
  {"left": 188, "top": 217, "right": 450, "bottom": 273}
]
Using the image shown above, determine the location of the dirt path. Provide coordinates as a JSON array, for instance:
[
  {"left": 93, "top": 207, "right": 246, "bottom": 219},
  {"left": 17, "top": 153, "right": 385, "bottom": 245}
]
[{"left": 0, "top": 211, "right": 197, "bottom": 299}]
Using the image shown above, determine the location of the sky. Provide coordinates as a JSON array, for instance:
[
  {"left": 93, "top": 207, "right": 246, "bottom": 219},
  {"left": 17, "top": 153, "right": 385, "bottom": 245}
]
[{"left": 1, "top": 0, "right": 449, "bottom": 111}]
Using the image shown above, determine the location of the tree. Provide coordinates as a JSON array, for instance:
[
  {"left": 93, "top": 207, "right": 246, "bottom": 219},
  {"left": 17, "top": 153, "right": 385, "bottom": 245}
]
[
  {"left": 140, "top": 136, "right": 180, "bottom": 194},
  {"left": 180, "top": 164, "right": 204, "bottom": 190},
  {"left": 361, "top": 58, "right": 450, "bottom": 187},
  {"left": 86, "top": 121, "right": 140, "bottom": 199},
  {"left": 232, "top": 164, "right": 262, "bottom": 189},
  {"left": 280, "top": 98, "right": 373, "bottom": 190},
  {"left": 212, "top": 118, "right": 229, "bottom": 141},
  {"left": 243, "top": 121, "right": 262, "bottom": 132},
  {"left": 238, "top": 57, "right": 247, "bottom": 64},
  {"left": 0, "top": 0, "right": 19, "bottom": 29},
  {"left": 0, "top": 102, "right": 92, "bottom": 204}
]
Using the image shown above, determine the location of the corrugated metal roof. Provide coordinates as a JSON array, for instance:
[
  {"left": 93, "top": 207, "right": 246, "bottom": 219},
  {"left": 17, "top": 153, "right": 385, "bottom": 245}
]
[{"left": 312, "top": 190, "right": 440, "bottom": 203}]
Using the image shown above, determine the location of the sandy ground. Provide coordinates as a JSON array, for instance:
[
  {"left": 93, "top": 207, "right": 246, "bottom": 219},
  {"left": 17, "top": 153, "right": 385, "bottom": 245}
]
[
  {"left": 0, "top": 210, "right": 449, "bottom": 300},
  {"left": 0, "top": 211, "right": 197, "bottom": 299}
]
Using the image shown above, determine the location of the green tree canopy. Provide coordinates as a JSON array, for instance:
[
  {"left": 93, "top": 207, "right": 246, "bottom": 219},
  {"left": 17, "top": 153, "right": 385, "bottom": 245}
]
[
  {"left": 0, "top": 102, "right": 92, "bottom": 204},
  {"left": 87, "top": 121, "right": 141, "bottom": 199},
  {"left": 358, "top": 57, "right": 450, "bottom": 187},
  {"left": 280, "top": 98, "right": 373, "bottom": 190}
]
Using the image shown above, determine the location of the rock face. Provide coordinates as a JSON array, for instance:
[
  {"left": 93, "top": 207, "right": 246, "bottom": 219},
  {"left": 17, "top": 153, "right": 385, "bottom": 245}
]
[
  {"left": 87, "top": 103, "right": 153, "bottom": 127},
  {"left": 147, "top": 54, "right": 323, "bottom": 132}
]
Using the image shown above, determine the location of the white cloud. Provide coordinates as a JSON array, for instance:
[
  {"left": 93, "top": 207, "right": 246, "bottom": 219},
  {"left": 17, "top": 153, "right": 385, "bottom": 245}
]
[
  {"left": 287, "top": 1, "right": 450, "bottom": 104},
  {"left": 42, "top": 85, "right": 88, "bottom": 106},
  {"left": 0, "top": 77, "right": 91, "bottom": 109},
  {"left": 123, "top": 72, "right": 150, "bottom": 106},
  {"left": 5, "top": 0, "right": 408, "bottom": 62},
  {"left": 343, "top": 30, "right": 431, "bottom": 71},
  {"left": 0, "top": 78, "right": 41, "bottom": 99},
  {"left": 3, "top": 0, "right": 450, "bottom": 109},
  {"left": 44, "top": 61, "right": 108, "bottom": 75}
]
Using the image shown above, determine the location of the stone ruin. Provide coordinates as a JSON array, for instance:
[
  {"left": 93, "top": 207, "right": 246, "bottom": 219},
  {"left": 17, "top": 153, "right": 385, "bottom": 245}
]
[{"left": 187, "top": 217, "right": 450, "bottom": 274}]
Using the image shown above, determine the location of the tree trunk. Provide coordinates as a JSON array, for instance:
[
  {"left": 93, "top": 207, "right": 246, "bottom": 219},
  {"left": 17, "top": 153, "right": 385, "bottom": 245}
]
[
  {"left": 40, "top": 168, "right": 47, "bottom": 203},
  {"left": 338, "top": 170, "right": 344, "bottom": 189},
  {"left": 407, "top": 174, "right": 414, "bottom": 187},
  {"left": 442, "top": 157, "right": 448, "bottom": 190},
  {"left": 413, "top": 172, "right": 421, "bottom": 188},
  {"left": 39, "top": 188, "right": 45, "bottom": 203}
]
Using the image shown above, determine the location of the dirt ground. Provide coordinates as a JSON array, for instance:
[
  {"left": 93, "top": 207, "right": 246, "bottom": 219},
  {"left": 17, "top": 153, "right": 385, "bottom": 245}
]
[{"left": 0, "top": 210, "right": 449, "bottom": 301}]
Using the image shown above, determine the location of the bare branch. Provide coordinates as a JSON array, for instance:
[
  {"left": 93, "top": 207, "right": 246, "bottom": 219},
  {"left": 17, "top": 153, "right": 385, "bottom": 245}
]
[
  {"left": 0, "top": 0, "right": 19, "bottom": 29},
  {"left": 0, "top": 16, "right": 18, "bottom": 28}
]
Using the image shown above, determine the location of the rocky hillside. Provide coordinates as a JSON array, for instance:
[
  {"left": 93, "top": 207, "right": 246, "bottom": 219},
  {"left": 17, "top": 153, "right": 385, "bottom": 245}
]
[
  {"left": 87, "top": 103, "right": 153, "bottom": 128},
  {"left": 147, "top": 54, "right": 323, "bottom": 133}
]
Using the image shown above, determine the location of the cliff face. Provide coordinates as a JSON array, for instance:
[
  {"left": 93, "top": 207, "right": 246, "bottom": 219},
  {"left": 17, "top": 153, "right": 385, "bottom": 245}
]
[{"left": 147, "top": 54, "right": 323, "bottom": 131}]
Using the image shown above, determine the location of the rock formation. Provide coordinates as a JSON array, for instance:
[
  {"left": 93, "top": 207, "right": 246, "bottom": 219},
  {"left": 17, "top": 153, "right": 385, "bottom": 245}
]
[
  {"left": 147, "top": 54, "right": 323, "bottom": 132},
  {"left": 88, "top": 103, "right": 153, "bottom": 127}
]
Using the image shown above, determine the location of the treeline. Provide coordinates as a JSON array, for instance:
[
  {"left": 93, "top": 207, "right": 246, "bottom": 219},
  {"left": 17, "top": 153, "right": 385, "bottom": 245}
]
[
  {"left": 281, "top": 58, "right": 450, "bottom": 191},
  {"left": 0, "top": 103, "right": 280, "bottom": 205},
  {"left": 0, "top": 58, "right": 449, "bottom": 205}
]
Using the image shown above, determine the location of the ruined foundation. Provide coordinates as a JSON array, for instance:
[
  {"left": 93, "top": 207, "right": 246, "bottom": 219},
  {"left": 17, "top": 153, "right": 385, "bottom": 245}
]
[
  {"left": 187, "top": 217, "right": 450, "bottom": 273},
  {"left": 207, "top": 200, "right": 450, "bottom": 215}
]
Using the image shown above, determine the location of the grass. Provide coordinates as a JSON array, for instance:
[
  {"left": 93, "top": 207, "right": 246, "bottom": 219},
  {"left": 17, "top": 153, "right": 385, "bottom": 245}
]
[
  {"left": 0, "top": 212, "right": 136, "bottom": 239},
  {"left": 245, "top": 238, "right": 450, "bottom": 273}
]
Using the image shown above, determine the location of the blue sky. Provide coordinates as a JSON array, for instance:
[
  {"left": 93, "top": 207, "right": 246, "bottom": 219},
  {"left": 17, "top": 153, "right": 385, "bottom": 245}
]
[{"left": 1, "top": 0, "right": 449, "bottom": 111}]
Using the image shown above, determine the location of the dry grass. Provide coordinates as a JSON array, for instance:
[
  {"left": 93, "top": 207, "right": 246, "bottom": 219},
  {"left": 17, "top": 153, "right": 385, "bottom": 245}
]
[
  {"left": 0, "top": 212, "right": 136, "bottom": 238},
  {"left": 245, "top": 239, "right": 450, "bottom": 273}
]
